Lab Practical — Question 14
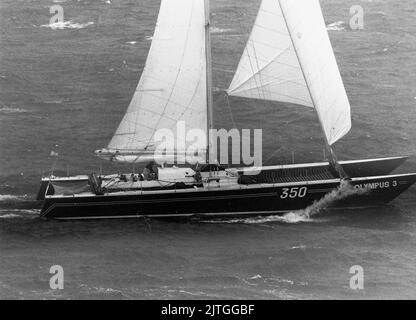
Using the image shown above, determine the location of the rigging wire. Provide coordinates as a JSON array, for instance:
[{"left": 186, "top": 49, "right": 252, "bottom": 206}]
[{"left": 225, "top": 93, "right": 237, "bottom": 130}]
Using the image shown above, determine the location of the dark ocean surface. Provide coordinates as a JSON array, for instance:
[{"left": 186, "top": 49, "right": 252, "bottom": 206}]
[{"left": 1, "top": 0, "right": 416, "bottom": 299}]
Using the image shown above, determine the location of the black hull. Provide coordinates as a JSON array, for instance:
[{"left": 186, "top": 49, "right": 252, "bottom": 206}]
[{"left": 40, "top": 173, "right": 416, "bottom": 220}]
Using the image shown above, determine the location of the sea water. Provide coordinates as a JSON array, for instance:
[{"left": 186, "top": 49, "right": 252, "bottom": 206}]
[{"left": 1, "top": 0, "right": 416, "bottom": 299}]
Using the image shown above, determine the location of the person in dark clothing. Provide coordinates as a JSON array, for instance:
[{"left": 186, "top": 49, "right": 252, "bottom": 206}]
[{"left": 143, "top": 161, "right": 159, "bottom": 180}]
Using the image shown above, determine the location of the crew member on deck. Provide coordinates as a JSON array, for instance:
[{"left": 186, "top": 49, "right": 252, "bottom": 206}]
[
  {"left": 142, "top": 166, "right": 151, "bottom": 181},
  {"left": 142, "top": 161, "right": 159, "bottom": 181}
]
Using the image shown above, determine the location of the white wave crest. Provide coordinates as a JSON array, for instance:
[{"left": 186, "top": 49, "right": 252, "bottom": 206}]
[
  {"left": 0, "top": 209, "right": 39, "bottom": 214},
  {"left": 0, "top": 107, "right": 30, "bottom": 114},
  {"left": 219, "top": 213, "right": 312, "bottom": 224},
  {"left": 0, "top": 194, "right": 28, "bottom": 201},
  {"left": 41, "top": 21, "right": 94, "bottom": 30},
  {"left": 326, "top": 21, "right": 347, "bottom": 31},
  {"left": 0, "top": 209, "right": 39, "bottom": 219},
  {"left": 0, "top": 214, "right": 20, "bottom": 219},
  {"left": 203, "top": 213, "right": 312, "bottom": 225}
]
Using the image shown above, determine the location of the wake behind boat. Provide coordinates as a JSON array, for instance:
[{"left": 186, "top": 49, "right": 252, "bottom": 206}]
[{"left": 38, "top": 0, "right": 416, "bottom": 220}]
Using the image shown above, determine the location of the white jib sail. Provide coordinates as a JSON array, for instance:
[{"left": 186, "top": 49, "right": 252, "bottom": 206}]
[
  {"left": 106, "top": 0, "right": 208, "bottom": 161},
  {"left": 227, "top": 0, "right": 313, "bottom": 107},
  {"left": 228, "top": 0, "right": 351, "bottom": 146}
]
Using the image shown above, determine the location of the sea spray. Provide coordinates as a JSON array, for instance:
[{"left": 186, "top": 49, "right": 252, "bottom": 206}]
[
  {"left": 281, "top": 180, "right": 369, "bottom": 222},
  {"left": 204, "top": 180, "right": 368, "bottom": 224},
  {"left": 270, "top": 180, "right": 367, "bottom": 223}
]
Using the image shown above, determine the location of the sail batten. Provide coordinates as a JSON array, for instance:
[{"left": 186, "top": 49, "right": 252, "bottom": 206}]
[{"left": 227, "top": 0, "right": 351, "bottom": 145}]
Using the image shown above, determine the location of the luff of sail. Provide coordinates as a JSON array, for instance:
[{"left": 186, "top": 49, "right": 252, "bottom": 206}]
[
  {"left": 97, "top": 0, "right": 208, "bottom": 163},
  {"left": 227, "top": 0, "right": 351, "bottom": 146}
]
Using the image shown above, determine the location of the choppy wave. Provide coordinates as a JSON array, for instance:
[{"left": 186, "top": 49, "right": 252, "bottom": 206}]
[
  {"left": 246, "top": 274, "right": 308, "bottom": 288},
  {"left": 372, "top": 47, "right": 389, "bottom": 55},
  {"left": 79, "top": 284, "right": 127, "bottom": 298},
  {"left": 42, "top": 100, "right": 63, "bottom": 104},
  {"left": 205, "top": 212, "right": 313, "bottom": 224},
  {"left": 0, "top": 194, "right": 28, "bottom": 202},
  {"left": 326, "top": 21, "right": 347, "bottom": 31},
  {"left": 40, "top": 21, "right": 94, "bottom": 30},
  {"left": 0, "top": 107, "right": 30, "bottom": 114},
  {"left": 0, "top": 209, "right": 39, "bottom": 217},
  {"left": 0, "top": 214, "right": 20, "bottom": 219}
]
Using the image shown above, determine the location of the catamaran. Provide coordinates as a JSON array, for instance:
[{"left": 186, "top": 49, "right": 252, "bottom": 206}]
[{"left": 38, "top": 0, "right": 415, "bottom": 220}]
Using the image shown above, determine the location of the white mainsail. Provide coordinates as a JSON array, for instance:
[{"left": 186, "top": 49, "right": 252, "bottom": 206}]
[
  {"left": 101, "top": 0, "right": 208, "bottom": 163},
  {"left": 227, "top": 0, "right": 351, "bottom": 146}
]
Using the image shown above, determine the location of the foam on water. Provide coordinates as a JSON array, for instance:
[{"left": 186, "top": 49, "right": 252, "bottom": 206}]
[
  {"left": 0, "top": 107, "right": 30, "bottom": 114},
  {"left": 326, "top": 21, "right": 347, "bottom": 31},
  {"left": 0, "top": 214, "right": 20, "bottom": 219},
  {"left": 79, "top": 284, "right": 127, "bottom": 298},
  {"left": 1, "top": 209, "right": 39, "bottom": 214},
  {"left": 40, "top": 21, "right": 94, "bottom": 30},
  {"left": 207, "top": 212, "right": 313, "bottom": 224},
  {"left": 0, "top": 194, "right": 28, "bottom": 202},
  {"left": 0, "top": 209, "right": 39, "bottom": 219}
]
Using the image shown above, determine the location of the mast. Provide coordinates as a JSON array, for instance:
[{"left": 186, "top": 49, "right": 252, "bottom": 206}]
[
  {"left": 204, "top": 0, "right": 214, "bottom": 164},
  {"left": 277, "top": 0, "right": 348, "bottom": 179}
]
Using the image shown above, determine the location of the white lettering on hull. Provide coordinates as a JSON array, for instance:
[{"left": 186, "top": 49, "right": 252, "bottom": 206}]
[{"left": 354, "top": 180, "right": 398, "bottom": 190}]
